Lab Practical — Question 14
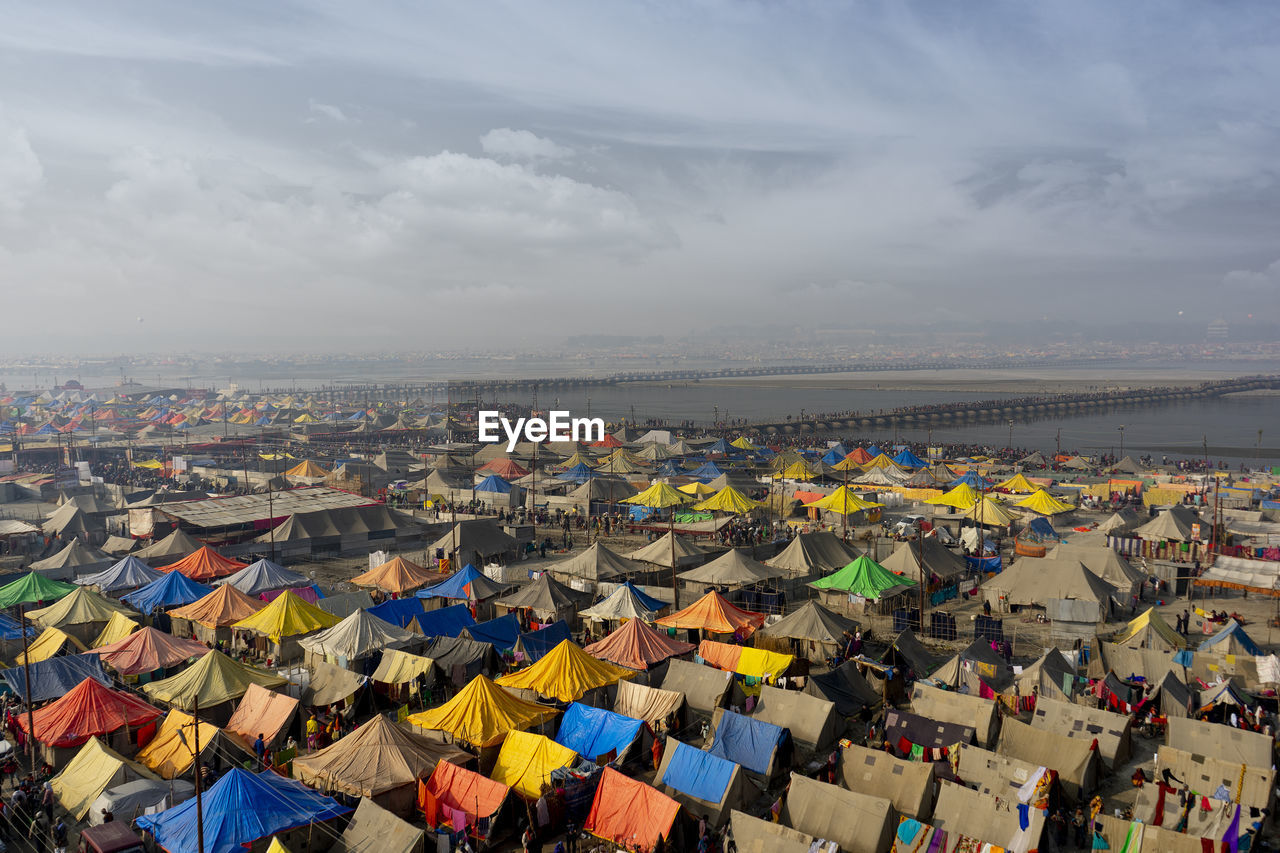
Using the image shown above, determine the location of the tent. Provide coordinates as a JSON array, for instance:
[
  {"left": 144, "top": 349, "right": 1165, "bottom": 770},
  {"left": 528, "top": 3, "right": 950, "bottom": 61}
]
[
  {"left": 26, "top": 586, "right": 138, "bottom": 646},
  {"left": 730, "top": 809, "right": 813, "bottom": 853},
  {"left": 418, "top": 760, "right": 510, "bottom": 839},
  {"left": 89, "top": 778, "right": 195, "bottom": 828},
  {"left": 838, "top": 743, "right": 935, "bottom": 820},
  {"left": 765, "top": 531, "right": 860, "bottom": 578},
  {"left": 294, "top": 713, "right": 470, "bottom": 815},
  {"left": 879, "top": 539, "right": 967, "bottom": 583},
  {"left": 809, "top": 555, "right": 914, "bottom": 600},
  {"left": 1047, "top": 543, "right": 1146, "bottom": 597},
  {"left": 0, "top": 571, "right": 77, "bottom": 609},
  {"left": 224, "top": 683, "right": 299, "bottom": 753},
  {"left": 585, "top": 767, "right": 681, "bottom": 853},
  {"left": 892, "top": 448, "right": 927, "bottom": 468},
  {"left": 1015, "top": 489, "right": 1075, "bottom": 516},
  {"left": 584, "top": 617, "right": 695, "bottom": 670},
  {"left": 613, "top": 679, "right": 685, "bottom": 725},
  {"left": 409, "top": 602, "right": 476, "bottom": 638},
  {"left": 142, "top": 650, "right": 289, "bottom": 714},
  {"left": 51, "top": 737, "right": 161, "bottom": 821},
  {"left": 299, "top": 608, "right": 416, "bottom": 664},
  {"left": 284, "top": 460, "right": 330, "bottom": 478},
  {"left": 780, "top": 772, "right": 894, "bottom": 853},
  {"left": 544, "top": 542, "right": 648, "bottom": 583},
  {"left": 369, "top": 596, "right": 427, "bottom": 630},
  {"left": 707, "top": 709, "right": 788, "bottom": 778},
  {"left": 981, "top": 556, "right": 1117, "bottom": 612},
  {"left": 953, "top": 742, "right": 1054, "bottom": 810},
  {"left": 135, "top": 768, "right": 350, "bottom": 853},
  {"left": 514, "top": 620, "right": 572, "bottom": 663},
  {"left": 233, "top": 589, "right": 340, "bottom": 643},
  {"left": 1009, "top": 647, "right": 1078, "bottom": 702},
  {"left": 315, "top": 590, "right": 375, "bottom": 619},
  {"left": 490, "top": 730, "right": 578, "bottom": 798},
  {"left": 217, "top": 559, "right": 310, "bottom": 597},
  {"left": 579, "top": 582, "right": 668, "bottom": 623},
  {"left": 473, "top": 474, "right": 513, "bottom": 494},
  {"left": 121, "top": 570, "right": 209, "bottom": 614},
  {"left": 330, "top": 798, "right": 424, "bottom": 853},
  {"left": 697, "top": 640, "right": 794, "bottom": 681},
  {"left": 302, "top": 661, "right": 367, "bottom": 708},
  {"left": 1134, "top": 508, "right": 1196, "bottom": 542},
  {"left": 131, "top": 528, "right": 203, "bottom": 564},
  {"left": 350, "top": 556, "right": 444, "bottom": 595},
  {"left": 996, "top": 717, "right": 1099, "bottom": 800},
  {"left": 92, "top": 612, "right": 140, "bottom": 648},
  {"left": 660, "top": 659, "right": 733, "bottom": 715},
  {"left": 963, "top": 497, "right": 1018, "bottom": 527},
  {"left": 752, "top": 684, "right": 839, "bottom": 750},
  {"left": 1, "top": 654, "right": 110, "bottom": 703},
  {"left": 655, "top": 590, "right": 765, "bottom": 636},
  {"left": 802, "top": 660, "right": 881, "bottom": 717},
  {"left": 909, "top": 682, "right": 1000, "bottom": 748},
  {"left": 925, "top": 483, "right": 980, "bottom": 510},
  {"left": 20, "top": 676, "right": 161, "bottom": 748},
  {"left": 759, "top": 600, "right": 855, "bottom": 653},
  {"left": 406, "top": 674, "right": 558, "bottom": 748},
  {"left": 1200, "top": 619, "right": 1262, "bottom": 657},
  {"left": 1111, "top": 607, "right": 1187, "bottom": 651},
  {"left": 693, "top": 486, "right": 764, "bottom": 514},
  {"left": 625, "top": 532, "right": 709, "bottom": 568},
  {"left": 994, "top": 473, "right": 1038, "bottom": 493},
  {"left": 477, "top": 458, "right": 529, "bottom": 479},
  {"left": 425, "top": 635, "right": 498, "bottom": 683},
  {"left": 677, "top": 548, "right": 783, "bottom": 586},
  {"left": 655, "top": 737, "right": 748, "bottom": 826},
  {"left": 1166, "top": 715, "right": 1274, "bottom": 767},
  {"left": 75, "top": 556, "right": 165, "bottom": 594},
  {"left": 162, "top": 546, "right": 247, "bottom": 581},
  {"left": 427, "top": 519, "right": 518, "bottom": 568},
  {"left": 370, "top": 649, "right": 436, "bottom": 687},
  {"left": 931, "top": 779, "right": 1044, "bottom": 853},
  {"left": 15, "top": 625, "right": 86, "bottom": 665},
  {"left": 91, "top": 626, "right": 212, "bottom": 677},
  {"left": 31, "top": 540, "right": 111, "bottom": 578},
  {"left": 494, "top": 573, "right": 590, "bottom": 621},
  {"left": 415, "top": 564, "right": 504, "bottom": 602},
  {"left": 169, "top": 583, "right": 265, "bottom": 629},
  {"left": 135, "top": 710, "right": 238, "bottom": 778},
  {"left": 461, "top": 613, "right": 521, "bottom": 650},
  {"left": 554, "top": 702, "right": 643, "bottom": 764},
  {"left": 496, "top": 639, "right": 635, "bottom": 702}
]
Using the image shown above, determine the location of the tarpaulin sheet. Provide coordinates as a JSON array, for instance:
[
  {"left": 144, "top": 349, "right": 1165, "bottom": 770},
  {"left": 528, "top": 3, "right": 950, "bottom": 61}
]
[
  {"left": 461, "top": 613, "right": 522, "bottom": 650},
  {"left": 585, "top": 618, "right": 695, "bottom": 670},
  {"left": 516, "top": 620, "right": 572, "bottom": 662},
  {"left": 554, "top": 703, "right": 643, "bottom": 763},
  {"left": 122, "top": 571, "right": 210, "bottom": 613},
  {"left": 660, "top": 739, "right": 734, "bottom": 803},
  {"left": 496, "top": 640, "right": 635, "bottom": 702},
  {"left": 584, "top": 767, "right": 680, "bottom": 853},
  {"left": 367, "top": 596, "right": 426, "bottom": 629},
  {"left": 370, "top": 649, "right": 435, "bottom": 685},
  {"left": 224, "top": 683, "right": 298, "bottom": 747},
  {"left": 135, "top": 710, "right": 222, "bottom": 778},
  {"left": 406, "top": 674, "right": 558, "bottom": 748},
  {"left": 21, "top": 676, "right": 161, "bottom": 748},
  {"left": 2, "top": 653, "right": 109, "bottom": 703},
  {"left": 168, "top": 583, "right": 263, "bottom": 628},
  {"left": 136, "top": 768, "right": 350, "bottom": 853},
  {"left": 410, "top": 602, "right": 476, "bottom": 638},
  {"left": 490, "top": 730, "right": 578, "bottom": 798},
  {"left": 233, "top": 590, "right": 339, "bottom": 642},
  {"left": 419, "top": 761, "right": 509, "bottom": 828},
  {"left": 142, "top": 650, "right": 288, "bottom": 710},
  {"left": 708, "top": 710, "right": 785, "bottom": 775},
  {"left": 51, "top": 736, "right": 160, "bottom": 821}
]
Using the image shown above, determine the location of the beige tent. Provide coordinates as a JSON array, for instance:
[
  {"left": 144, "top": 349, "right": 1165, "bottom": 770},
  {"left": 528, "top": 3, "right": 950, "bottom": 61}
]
[
  {"left": 981, "top": 556, "right": 1118, "bottom": 613},
  {"left": 932, "top": 779, "right": 1046, "bottom": 851},
  {"left": 543, "top": 542, "right": 648, "bottom": 583},
  {"left": 837, "top": 743, "right": 935, "bottom": 820},
  {"left": 1135, "top": 746, "right": 1274, "bottom": 838},
  {"left": 677, "top": 549, "right": 784, "bottom": 586},
  {"left": 1010, "top": 647, "right": 1078, "bottom": 702},
  {"left": 1166, "top": 715, "right": 1273, "bottom": 767},
  {"left": 752, "top": 685, "right": 840, "bottom": 750},
  {"left": 1031, "top": 696, "right": 1133, "bottom": 769},
  {"left": 330, "top": 797, "right": 426, "bottom": 853},
  {"left": 954, "top": 742, "right": 1054, "bottom": 808},
  {"left": 997, "top": 717, "right": 1099, "bottom": 800},
  {"left": 660, "top": 659, "right": 732, "bottom": 715},
  {"left": 1093, "top": 813, "right": 1211, "bottom": 853},
  {"left": 625, "top": 532, "right": 709, "bottom": 568},
  {"left": 613, "top": 680, "right": 685, "bottom": 724},
  {"left": 728, "top": 810, "right": 813, "bottom": 853},
  {"left": 910, "top": 682, "right": 1000, "bottom": 748},
  {"left": 1047, "top": 543, "right": 1146, "bottom": 596},
  {"left": 764, "top": 532, "right": 859, "bottom": 578},
  {"left": 1134, "top": 508, "right": 1197, "bottom": 542},
  {"left": 880, "top": 538, "right": 967, "bottom": 581},
  {"left": 780, "top": 772, "right": 894, "bottom": 853}
]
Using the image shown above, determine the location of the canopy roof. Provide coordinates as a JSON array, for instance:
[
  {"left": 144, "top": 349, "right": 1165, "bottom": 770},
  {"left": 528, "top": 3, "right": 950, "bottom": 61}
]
[
  {"left": 27, "top": 585, "right": 136, "bottom": 628},
  {"left": 406, "top": 674, "right": 558, "bottom": 748},
  {"left": 1135, "top": 508, "right": 1197, "bottom": 542},
  {"left": 51, "top": 737, "right": 160, "bottom": 821},
  {"left": 656, "top": 590, "right": 766, "bottom": 636},
  {"left": 584, "top": 617, "right": 695, "bottom": 670},
  {"left": 677, "top": 482, "right": 717, "bottom": 497},
  {"left": 621, "top": 482, "right": 690, "bottom": 509},
  {"left": 75, "top": 556, "right": 165, "bottom": 593},
  {"left": 677, "top": 548, "right": 783, "bottom": 586},
  {"left": 299, "top": 608, "right": 415, "bottom": 660},
  {"left": 0, "top": 571, "right": 77, "bottom": 609},
  {"left": 809, "top": 555, "right": 915, "bottom": 600},
  {"left": 95, "top": 626, "right": 209, "bottom": 676},
  {"left": 284, "top": 460, "right": 330, "bottom": 478},
  {"left": 1015, "top": 489, "right": 1075, "bottom": 515},
  {"left": 496, "top": 639, "right": 635, "bottom": 701},
  {"left": 964, "top": 497, "right": 1017, "bottom": 527},
  {"left": 765, "top": 531, "right": 860, "bottom": 577},
  {"left": 294, "top": 713, "right": 469, "bottom": 798},
  {"left": 579, "top": 581, "right": 667, "bottom": 623},
  {"left": 544, "top": 542, "right": 648, "bottom": 582},
  {"left": 925, "top": 483, "right": 980, "bottom": 510},
  {"left": 625, "top": 532, "right": 710, "bottom": 568},
  {"left": 494, "top": 572, "right": 590, "bottom": 616},
  {"left": 163, "top": 546, "right": 247, "bottom": 581},
  {"left": 143, "top": 650, "right": 289, "bottom": 710},
  {"left": 803, "top": 486, "right": 883, "bottom": 515},
  {"left": 759, "top": 600, "right": 856, "bottom": 646},
  {"left": 233, "top": 590, "right": 340, "bottom": 642},
  {"left": 693, "top": 486, "right": 763, "bottom": 514},
  {"left": 995, "top": 473, "right": 1038, "bottom": 493},
  {"left": 416, "top": 564, "right": 504, "bottom": 601},
  {"left": 121, "top": 570, "right": 209, "bottom": 613},
  {"left": 217, "top": 559, "right": 310, "bottom": 596},
  {"left": 350, "top": 556, "right": 444, "bottom": 594},
  {"left": 21, "top": 676, "right": 161, "bottom": 748},
  {"left": 169, "top": 583, "right": 264, "bottom": 628}
]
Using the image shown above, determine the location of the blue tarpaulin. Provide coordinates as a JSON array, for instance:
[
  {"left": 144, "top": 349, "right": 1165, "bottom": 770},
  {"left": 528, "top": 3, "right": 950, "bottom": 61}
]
[
  {"left": 1, "top": 654, "right": 109, "bottom": 703},
  {"left": 408, "top": 603, "right": 476, "bottom": 637},
  {"left": 707, "top": 710, "right": 786, "bottom": 775},
  {"left": 1200, "top": 620, "right": 1262, "bottom": 656},
  {"left": 554, "top": 702, "right": 643, "bottom": 763},
  {"left": 463, "top": 613, "right": 521, "bottom": 650},
  {"left": 0, "top": 614, "right": 35, "bottom": 641},
  {"left": 122, "top": 570, "right": 210, "bottom": 613},
  {"left": 892, "top": 449, "right": 927, "bottom": 468},
  {"left": 687, "top": 461, "right": 725, "bottom": 481},
  {"left": 618, "top": 581, "right": 666, "bottom": 613},
  {"left": 965, "top": 555, "right": 1002, "bottom": 573},
  {"left": 555, "top": 463, "right": 599, "bottom": 483},
  {"left": 1027, "top": 517, "right": 1058, "bottom": 540},
  {"left": 416, "top": 564, "right": 497, "bottom": 601},
  {"left": 660, "top": 739, "right": 736, "bottom": 804},
  {"left": 136, "top": 768, "right": 350, "bottom": 853},
  {"left": 474, "top": 475, "right": 513, "bottom": 494},
  {"left": 367, "top": 597, "right": 426, "bottom": 629},
  {"left": 516, "top": 620, "right": 572, "bottom": 662}
]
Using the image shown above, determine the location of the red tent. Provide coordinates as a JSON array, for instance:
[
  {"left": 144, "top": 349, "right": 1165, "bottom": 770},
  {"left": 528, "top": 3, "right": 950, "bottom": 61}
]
[
  {"left": 20, "top": 677, "right": 161, "bottom": 748},
  {"left": 163, "top": 546, "right": 247, "bottom": 581},
  {"left": 94, "top": 627, "right": 211, "bottom": 676},
  {"left": 418, "top": 760, "right": 509, "bottom": 831},
  {"left": 476, "top": 458, "right": 530, "bottom": 479},
  {"left": 845, "top": 448, "right": 873, "bottom": 465},
  {"left": 584, "top": 767, "right": 681, "bottom": 852},
  {"left": 584, "top": 618, "right": 695, "bottom": 670},
  {"left": 591, "top": 435, "right": 623, "bottom": 448}
]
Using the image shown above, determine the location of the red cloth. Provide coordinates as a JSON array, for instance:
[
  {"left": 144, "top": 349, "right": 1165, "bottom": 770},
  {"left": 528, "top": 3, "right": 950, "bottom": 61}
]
[{"left": 1153, "top": 782, "right": 1176, "bottom": 826}]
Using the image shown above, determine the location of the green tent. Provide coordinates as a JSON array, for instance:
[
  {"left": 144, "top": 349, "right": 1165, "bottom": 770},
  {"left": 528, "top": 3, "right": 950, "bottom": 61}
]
[
  {"left": 0, "top": 572, "right": 78, "bottom": 610},
  {"left": 808, "top": 555, "right": 915, "bottom": 601}
]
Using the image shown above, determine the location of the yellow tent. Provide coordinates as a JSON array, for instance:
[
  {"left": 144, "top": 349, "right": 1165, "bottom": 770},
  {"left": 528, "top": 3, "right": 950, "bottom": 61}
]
[
  {"left": 490, "top": 730, "right": 578, "bottom": 799},
  {"left": 15, "top": 626, "right": 86, "bottom": 665},
  {"left": 593, "top": 449, "right": 647, "bottom": 473},
  {"left": 293, "top": 414, "right": 318, "bottom": 424},
  {"left": 995, "top": 473, "right": 1039, "bottom": 494},
  {"left": 370, "top": 649, "right": 435, "bottom": 685},
  {"left": 621, "top": 482, "right": 690, "bottom": 510},
  {"left": 407, "top": 674, "right": 559, "bottom": 748},
  {"left": 136, "top": 709, "right": 222, "bottom": 778},
  {"left": 28, "top": 586, "right": 136, "bottom": 630},
  {"left": 132, "top": 459, "right": 164, "bottom": 470},
  {"left": 1112, "top": 607, "right": 1187, "bottom": 651},
  {"left": 779, "top": 460, "right": 815, "bottom": 481},
  {"left": 829, "top": 454, "right": 864, "bottom": 472},
  {"left": 693, "top": 486, "right": 764, "bottom": 514},
  {"left": 863, "top": 454, "right": 904, "bottom": 471},
  {"left": 232, "top": 590, "right": 339, "bottom": 643},
  {"left": 51, "top": 736, "right": 160, "bottom": 820},
  {"left": 284, "top": 460, "right": 329, "bottom": 477},
  {"left": 265, "top": 840, "right": 290, "bottom": 853},
  {"left": 557, "top": 452, "right": 596, "bottom": 469},
  {"left": 736, "top": 647, "right": 795, "bottom": 680},
  {"left": 964, "top": 497, "right": 1017, "bottom": 527},
  {"left": 677, "top": 482, "right": 717, "bottom": 498},
  {"left": 142, "top": 650, "right": 289, "bottom": 710},
  {"left": 1015, "top": 489, "right": 1075, "bottom": 516},
  {"left": 92, "top": 612, "right": 140, "bottom": 648},
  {"left": 496, "top": 640, "right": 635, "bottom": 702},
  {"left": 925, "top": 483, "right": 980, "bottom": 510},
  {"left": 803, "top": 487, "right": 884, "bottom": 515},
  {"left": 730, "top": 437, "right": 759, "bottom": 451}
]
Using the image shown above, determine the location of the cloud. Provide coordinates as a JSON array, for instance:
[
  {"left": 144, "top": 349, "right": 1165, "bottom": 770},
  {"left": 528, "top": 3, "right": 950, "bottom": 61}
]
[
  {"left": 1224, "top": 260, "right": 1280, "bottom": 290},
  {"left": 308, "top": 100, "right": 350, "bottom": 123},
  {"left": 479, "top": 128, "right": 573, "bottom": 161}
]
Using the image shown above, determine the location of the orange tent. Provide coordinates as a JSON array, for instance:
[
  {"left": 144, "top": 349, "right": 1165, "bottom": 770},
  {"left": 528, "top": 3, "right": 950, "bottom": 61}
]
[
  {"left": 418, "top": 759, "right": 510, "bottom": 832},
  {"left": 655, "top": 590, "right": 765, "bottom": 637},
  {"left": 584, "top": 618, "right": 695, "bottom": 670},
  {"left": 350, "top": 556, "right": 446, "bottom": 595},
  {"left": 168, "top": 584, "right": 264, "bottom": 628},
  {"left": 477, "top": 458, "right": 530, "bottom": 479},
  {"left": 591, "top": 435, "right": 623, "bottom": 448},
  {"left": 163, "top": 546, "right": 247, "bottom": 581},
  {"left": 845, "top": 447, "right": 873, "bottom": 464},
  {"left": 20, "top": 677, "right": 161, "bottom": 748},
  {"left": 584, "top": 767, "right": 681, "bottom": 853},
  {"left": 224, "top": 683, "right": 299, "bottom": 749},
  {"left": 94, "top": 626, "right": 210, "bottom": 676}
]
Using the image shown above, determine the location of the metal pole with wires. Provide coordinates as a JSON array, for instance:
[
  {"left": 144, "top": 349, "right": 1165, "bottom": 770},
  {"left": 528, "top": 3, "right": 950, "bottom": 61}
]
[{"left": 19, "top": 603, "right": 34, "bottom": 771}]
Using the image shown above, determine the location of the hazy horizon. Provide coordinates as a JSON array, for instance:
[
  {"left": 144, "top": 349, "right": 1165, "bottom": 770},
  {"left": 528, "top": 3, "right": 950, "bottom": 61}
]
[{"left": 3, "top": 2, "right": 1280, "bottom": 352}]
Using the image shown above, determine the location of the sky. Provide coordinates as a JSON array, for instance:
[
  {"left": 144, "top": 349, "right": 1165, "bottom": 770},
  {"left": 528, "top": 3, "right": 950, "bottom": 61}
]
[{"left": 2, "top": 1, "right": 1279, "bottom": 352}]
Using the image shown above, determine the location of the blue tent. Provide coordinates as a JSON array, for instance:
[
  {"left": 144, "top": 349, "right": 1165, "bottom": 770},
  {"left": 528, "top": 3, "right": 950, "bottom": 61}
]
[
  {"left": 1026, "top": 517, "right": 1058, "bottom": 541},
  {"left": 1, "top": 654, "right": 110, "bottom": 703},
  {"left": 409, "top": 603, "right": 476, "bottom": 638},
  {"left": 515, "top": 620, "right": 572, "bottom": 662},
  {"left": 687, "top": 461, "right": 724, "bottom": 481},
  {"left": 704, "top": 439, "right": 731, "bottom": 455},
  {"left": 1200, "top": 620, "right": 1262, "bottom": 656},
  {"left": 660, "top": 739, "right": 736, "bottom": 803},
  {"left": 820, "top": 446, "right": 848, "bottom": 465},
  {"left": 136, "top": 768, "right": 350, "bottom": 853},
  {"left": 368, "top": 597, "right": 426, "bottom": 629},
  {"left": 123, "top": 570, "right": 210, "bottom": 613},
  {"left": 0, "top": 614, "right": 34, "bottom": 642},
  {"left": 555, "top": 463, "right": 599, "bottom": 483},
  {"left": 417, "top": 564, "right": 492, "bottom": 600},
  {"left": 555, "top": 702, "right": 643, "bottom": 763},
  {"left": 474, "top": 475, "right": 513, "bottom": 494},
  {"left": 75, "top": 556, "right": 165, "bottom": 594},
  {"left": 892, "top": 449, "right": 927, "bottom": 468},
  {"left": 707, "top": 710, "right": 787, "bottom": 776},
  {"left": 463, "top": 613, "right": 521, "bottom": 650},
  {"left": 616, "top": 581, "right": 666, "bottom": 613},
  {"left": 654, "top": 461, "right": 682, "bottom": 477},
  {"left": 864, "top": 445, "right": 883, "bottom": 458},
  {"left": 948, "top": 471, "right": 992, "bottom": 489}
]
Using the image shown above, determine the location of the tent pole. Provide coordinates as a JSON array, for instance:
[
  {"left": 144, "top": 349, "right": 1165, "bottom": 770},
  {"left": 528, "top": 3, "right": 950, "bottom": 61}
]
[
  {"left": 19, "top": 603, "right": 34, "bottom": 772},
  {"left": 193, "top": 691, "right": 205, "bottom": 853},
  {"left": 669, "top": 513, "right": 677, "bottom": 603}
]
